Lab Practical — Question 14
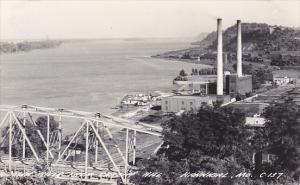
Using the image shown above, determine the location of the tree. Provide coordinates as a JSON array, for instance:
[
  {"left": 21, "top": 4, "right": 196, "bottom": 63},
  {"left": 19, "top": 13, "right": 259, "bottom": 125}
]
[
  {"left": 160, "top": 106, "right": 252, "bottom": 166},
  {"left": 253, "top": 101, "right": 300, "bottom": 182},
  {"left": 131, "top": 105, "right": 254, "bottom": 185},
  {"left": 179, "top": 69, "right": 188, "bottom": 77},
  {"left": 182, "top": 52, "right": 191, "bottom": 59},
  {"left": 1, "top": 116, "right": 59, "bottom": 158}
]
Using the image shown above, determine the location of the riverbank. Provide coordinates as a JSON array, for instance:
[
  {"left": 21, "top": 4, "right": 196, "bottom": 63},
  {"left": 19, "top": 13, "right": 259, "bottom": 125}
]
[{"left": 0, "top": 40, "right": 62, "bottom": 54}]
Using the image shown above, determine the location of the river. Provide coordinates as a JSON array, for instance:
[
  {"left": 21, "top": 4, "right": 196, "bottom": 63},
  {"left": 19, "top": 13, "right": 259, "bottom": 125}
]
[{"left": 0, "top": 38, "right": 207, "bottom": 115}]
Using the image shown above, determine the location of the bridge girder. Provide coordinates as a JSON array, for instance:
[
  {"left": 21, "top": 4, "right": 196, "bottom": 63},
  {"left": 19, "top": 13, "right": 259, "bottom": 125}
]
[{"left": 0, "top": 105, "right": 163, "bottom": 184}]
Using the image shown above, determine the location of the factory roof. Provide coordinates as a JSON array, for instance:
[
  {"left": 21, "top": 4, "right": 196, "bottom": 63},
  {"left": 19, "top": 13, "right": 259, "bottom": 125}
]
[
  {"left": 164, "top": 95, "right": 214, "bottom": 100},
  {"left": 173, "top": 81, "right": 210, "bottom": 85},
  {"left": 187, "top": 75, "right": 217, "bottom": 83},
  {"left": 227, "top": 102, "right": 269, "bottom": 116}
]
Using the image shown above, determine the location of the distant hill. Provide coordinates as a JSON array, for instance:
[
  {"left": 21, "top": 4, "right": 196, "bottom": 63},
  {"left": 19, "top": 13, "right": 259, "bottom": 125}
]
[
  {"left": 193, "top": 23, "right": 300, "bottom": 52},
  {"left": 154, "top": 23, "right": 300, "bottom": 60},
  {"left": 192, "top": 33, "right": 209, "bottom": 45}
]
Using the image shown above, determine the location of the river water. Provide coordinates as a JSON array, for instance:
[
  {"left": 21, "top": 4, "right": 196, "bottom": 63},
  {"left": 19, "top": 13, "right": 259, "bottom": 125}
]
[{"left": 0, "top": 39, "right": 207, "bottom": 115}]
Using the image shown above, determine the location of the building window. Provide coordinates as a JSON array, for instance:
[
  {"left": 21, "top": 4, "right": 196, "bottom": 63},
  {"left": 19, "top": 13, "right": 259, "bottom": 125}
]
[
  {"left": 190, "top": 102, "right": 193, "bottom": 106},
  {"left": 182, "top": 101, "right": 184, "bottom": 105},
  {"left": 165, "top": 101, "right": 168, "bottom": 104}
]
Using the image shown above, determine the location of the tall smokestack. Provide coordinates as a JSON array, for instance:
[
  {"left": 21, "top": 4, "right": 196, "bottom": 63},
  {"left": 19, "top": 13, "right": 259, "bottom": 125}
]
[
  {"left": 217, "top": 18, "right": 223, "bottom": 95},
  {"left": 237, "top": 20, "right": 242, "bottom": 77}
]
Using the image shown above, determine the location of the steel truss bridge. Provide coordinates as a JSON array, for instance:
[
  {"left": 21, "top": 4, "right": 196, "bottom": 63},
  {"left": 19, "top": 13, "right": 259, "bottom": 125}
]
[{"left": 0, "top": 105, "right": 162, "bottom": 184}]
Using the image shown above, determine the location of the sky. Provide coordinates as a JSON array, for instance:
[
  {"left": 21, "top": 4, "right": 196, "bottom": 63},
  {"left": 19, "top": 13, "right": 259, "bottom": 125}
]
[{"left": 0, "top": 0, "right": 299, "bottom": 40}]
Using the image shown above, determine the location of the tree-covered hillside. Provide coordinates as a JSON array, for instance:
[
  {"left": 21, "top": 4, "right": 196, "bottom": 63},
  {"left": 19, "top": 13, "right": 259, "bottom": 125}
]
[
  {"left": 155, "top": 23, "right": 300, "bottom": 60},
  {"left": 194, "top": 23, "right": 300, "bottom": 52}
]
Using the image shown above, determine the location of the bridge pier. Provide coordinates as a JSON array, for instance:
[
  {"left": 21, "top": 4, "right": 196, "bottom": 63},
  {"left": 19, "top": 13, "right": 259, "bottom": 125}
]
[
  {"left": 133, "top": 130, "right": 137, "bottom": 166},
  {"left": 8, "top": 111, "right": 12, "bottom": 172},
  {"left": 22, "top": 110, "right": 26, "bottom": 162},
  {"left": 85, "top": 121, "right": 89, "bottom": 180},
  {"left": 47, "top": 114, "right": 50, "bottom": 166}
]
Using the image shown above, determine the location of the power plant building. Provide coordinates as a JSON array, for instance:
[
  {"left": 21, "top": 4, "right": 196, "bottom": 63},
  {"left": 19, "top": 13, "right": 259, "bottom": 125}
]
[
  {"left": 226, "top": 74, "right": 252, "bottom": 95},
  {"left": 162, "top": 19, "right": 253, "bottom": 113}
]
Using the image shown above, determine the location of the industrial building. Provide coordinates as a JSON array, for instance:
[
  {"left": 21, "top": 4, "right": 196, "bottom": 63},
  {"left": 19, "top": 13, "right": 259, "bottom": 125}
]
[
  {"left": 173, "top": 73, "right": 252, "bottom": 97},
  {"left": 163, "top": 19, "right": 253, "bottom": 113},
  {"left": 226, "top": 74, "right": 252, "bottom": 95},
  {"left": 161, "top": 95, "right": 230, "bottom": 112},
  {"left": 224, "top": 19, "right": 252, "bottom": 96},
  {"left": 173, "top": 75, "right": 217, "bottom": 95}
]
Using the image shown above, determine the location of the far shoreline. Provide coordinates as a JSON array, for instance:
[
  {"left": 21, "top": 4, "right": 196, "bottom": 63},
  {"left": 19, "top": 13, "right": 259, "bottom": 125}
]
[
  {"left": 151, "top": 54, "right": 300, "bottom": 73},
  {"left": 0, "top": 40, "right": 62, "bottom": 55}
]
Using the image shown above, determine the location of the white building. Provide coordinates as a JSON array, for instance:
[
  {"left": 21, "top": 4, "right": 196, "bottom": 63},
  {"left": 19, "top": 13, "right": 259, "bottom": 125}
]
[
  {"left": 273, "top": 76, "right": 296, "bottom": 86},
  {"left": 245, "top": 114, "right": 266, "bottom": 127}
]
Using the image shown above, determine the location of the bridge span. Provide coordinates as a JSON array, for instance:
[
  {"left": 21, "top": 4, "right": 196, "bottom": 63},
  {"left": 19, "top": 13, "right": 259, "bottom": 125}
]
[{"left": 0, "top": 105, "right": 163, "bottom": 184}]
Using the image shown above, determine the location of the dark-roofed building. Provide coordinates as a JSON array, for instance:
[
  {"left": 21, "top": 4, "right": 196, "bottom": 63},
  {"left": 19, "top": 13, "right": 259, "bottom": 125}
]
[
  {"left": 227, "top": 102, "right": 269, "bottom": 127},
  {"left": 227, "top": 102, "right": 269, "bottom": 117}
]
